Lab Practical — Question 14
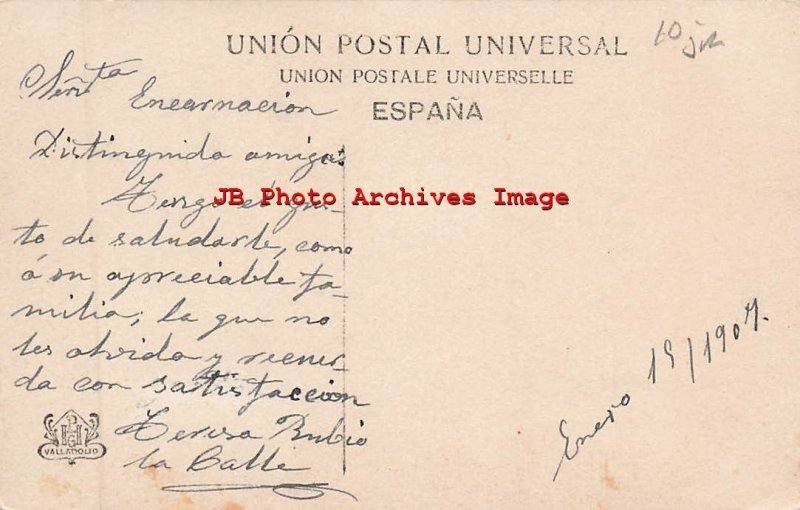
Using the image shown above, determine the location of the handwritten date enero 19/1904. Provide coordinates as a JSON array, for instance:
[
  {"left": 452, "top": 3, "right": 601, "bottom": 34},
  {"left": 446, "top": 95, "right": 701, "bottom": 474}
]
[{"left": 552, "top": 297, "right": 766, "bottom": 483}]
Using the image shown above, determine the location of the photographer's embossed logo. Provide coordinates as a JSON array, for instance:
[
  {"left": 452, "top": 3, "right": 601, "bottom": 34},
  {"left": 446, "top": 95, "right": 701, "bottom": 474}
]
[{"left": 37, "top": 410, "right": 107, "bottom": 464}]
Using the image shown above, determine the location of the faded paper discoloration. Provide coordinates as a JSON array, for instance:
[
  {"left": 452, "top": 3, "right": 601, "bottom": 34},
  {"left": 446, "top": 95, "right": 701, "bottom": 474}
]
[{"left": 0, "top": 1, "right": 798, "bottom": 509}]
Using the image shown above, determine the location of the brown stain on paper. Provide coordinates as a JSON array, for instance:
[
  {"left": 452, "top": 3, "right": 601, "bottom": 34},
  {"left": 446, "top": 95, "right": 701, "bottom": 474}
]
[
  {"left": 137, "top": 464, "right": 195, "bottom": 509},
  {"left": 158, "top": 494, "right": 196, "bottom": 510},
  {"left": 41, "top": 475, "right": 80, "bottom": 497},
  {"left": 601, "top": 461, "right": 620, "bottom": 491},
  {"left": 143, "top": 466, "right": 160, "bottom": 482}
]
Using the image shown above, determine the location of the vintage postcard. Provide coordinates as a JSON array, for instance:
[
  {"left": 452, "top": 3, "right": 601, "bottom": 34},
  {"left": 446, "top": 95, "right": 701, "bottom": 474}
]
[{"left": 0, "top": 1, "right": 798, "bottom": 509}]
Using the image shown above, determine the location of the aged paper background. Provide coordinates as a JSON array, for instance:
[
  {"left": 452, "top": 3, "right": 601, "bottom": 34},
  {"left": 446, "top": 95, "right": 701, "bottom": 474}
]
[{"left": 0, "top": 1, "right": 798, "bottom": 509}]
